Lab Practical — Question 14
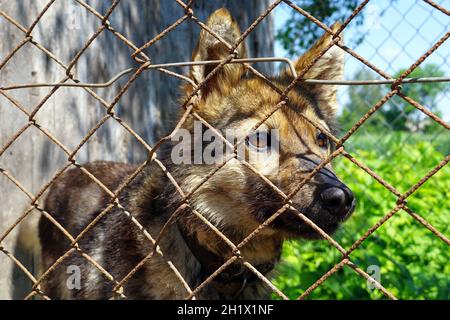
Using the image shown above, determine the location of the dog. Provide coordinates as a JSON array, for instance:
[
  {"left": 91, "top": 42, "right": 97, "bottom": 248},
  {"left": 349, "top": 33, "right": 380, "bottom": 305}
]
[{"left": 38, "top": 8, "right": 354, "bottom": 299}]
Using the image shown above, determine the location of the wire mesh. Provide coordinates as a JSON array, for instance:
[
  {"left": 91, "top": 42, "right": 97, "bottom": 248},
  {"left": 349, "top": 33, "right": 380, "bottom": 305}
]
[{"left": 0, "top": 0, "right": 448, "bottom": 300}]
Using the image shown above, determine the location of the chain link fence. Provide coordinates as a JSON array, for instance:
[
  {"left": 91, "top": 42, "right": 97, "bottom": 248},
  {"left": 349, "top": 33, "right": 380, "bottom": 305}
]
[{"left": 0, "top": 0, "right": 448, "bottom": 300}]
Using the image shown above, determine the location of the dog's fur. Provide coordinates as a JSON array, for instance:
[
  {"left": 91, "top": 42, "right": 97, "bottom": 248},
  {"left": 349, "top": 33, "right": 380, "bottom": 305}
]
[{"left": 38, "top": 9, "right": 354, "bottom": 299}]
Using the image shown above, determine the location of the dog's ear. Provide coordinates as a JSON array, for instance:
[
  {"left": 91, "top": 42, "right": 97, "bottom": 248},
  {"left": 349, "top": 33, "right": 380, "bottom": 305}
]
[
  {"left": 188, "top": 8, "right": 247, "bottom": 97},
  {"left": 288, "top": 23, "right": 344, "bottom": 115}
]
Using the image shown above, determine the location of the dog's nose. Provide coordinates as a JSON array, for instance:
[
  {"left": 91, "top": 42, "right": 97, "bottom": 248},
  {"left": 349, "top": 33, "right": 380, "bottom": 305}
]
[{"left": 320, "top": 186, "right": 354, "bottom": 217}]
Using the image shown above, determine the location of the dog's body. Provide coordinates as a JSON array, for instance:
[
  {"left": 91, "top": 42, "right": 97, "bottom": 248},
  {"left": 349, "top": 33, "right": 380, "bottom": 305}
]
[
  {"left": 40, "top": 160, "right": 281, "bottom": 299},
  {"left": 39, "top": 9, "right": 354, "bottom": 299}
]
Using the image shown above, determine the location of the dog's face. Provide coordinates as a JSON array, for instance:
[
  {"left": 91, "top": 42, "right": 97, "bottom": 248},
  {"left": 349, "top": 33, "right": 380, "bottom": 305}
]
[{"left": 178, "top": 9, "right": 354, "bottom": 239}]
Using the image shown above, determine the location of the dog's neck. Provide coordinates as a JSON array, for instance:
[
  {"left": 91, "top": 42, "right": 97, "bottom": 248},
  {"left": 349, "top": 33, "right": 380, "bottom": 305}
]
[
  {"left": 133, "top": 156, "right": 284, "bottom": 297},
  {"left": 176, "top": 219, "right": 281, "bottom": 297}
]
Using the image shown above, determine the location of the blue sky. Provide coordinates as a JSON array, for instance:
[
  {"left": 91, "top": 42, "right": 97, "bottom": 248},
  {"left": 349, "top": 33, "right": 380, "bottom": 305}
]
[{"left": 273, "top": 0, "right": 449, "bottom": 120}]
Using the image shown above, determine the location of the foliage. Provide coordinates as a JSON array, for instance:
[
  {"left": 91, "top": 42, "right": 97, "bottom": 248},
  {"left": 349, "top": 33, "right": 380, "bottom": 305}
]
[
  {"left": 340, "top": 64, "right": 448, "bottom": 133},
  {"left": 276, "top": 0, "right": 364, "bottom": 57},
  {"left": 273, "top": 132, "right": 449, "bottom": 299},
  {"left": 382, "top": 65, "right": 447, "bottom": 132},
  {"left": 274, "top": 0, "right": 449, "bottom": 300}
]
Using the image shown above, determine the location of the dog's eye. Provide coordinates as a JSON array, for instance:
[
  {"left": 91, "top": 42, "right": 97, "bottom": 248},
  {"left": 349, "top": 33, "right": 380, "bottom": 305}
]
[
  {"left": 246, "top": 131, "right": 270, "bottom": 151},
  {"left": 317, "top": 132, "right": 328, "bottom": 148}
]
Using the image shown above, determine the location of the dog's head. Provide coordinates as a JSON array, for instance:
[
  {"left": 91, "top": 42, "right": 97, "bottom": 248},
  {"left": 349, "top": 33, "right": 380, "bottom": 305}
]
[{"left": 176, "top": 8, "right": 354, "bottom": 240}]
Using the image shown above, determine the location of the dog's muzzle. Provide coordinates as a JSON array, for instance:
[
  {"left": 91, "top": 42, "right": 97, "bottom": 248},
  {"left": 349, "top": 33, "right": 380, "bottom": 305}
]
[{"left": 319, "top": 183, "right": 355, "bottom": 220}]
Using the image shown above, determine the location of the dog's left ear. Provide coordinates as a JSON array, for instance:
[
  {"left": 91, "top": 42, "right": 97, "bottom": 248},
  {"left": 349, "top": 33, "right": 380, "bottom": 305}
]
[
  {"left": 287, "top": 23, "right": 344, "bottom": 115},
  {"left": 188, "top": 8, "right": 247, "bottom": 98}
]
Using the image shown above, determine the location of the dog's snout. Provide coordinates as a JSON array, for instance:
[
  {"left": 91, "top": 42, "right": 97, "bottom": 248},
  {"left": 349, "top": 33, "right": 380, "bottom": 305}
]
[
  {"left": 321, "top": 187, "right": 346, "bottom": 208},
  {"left": 320, "top": 186, "right": 354, "bottom": 217}
]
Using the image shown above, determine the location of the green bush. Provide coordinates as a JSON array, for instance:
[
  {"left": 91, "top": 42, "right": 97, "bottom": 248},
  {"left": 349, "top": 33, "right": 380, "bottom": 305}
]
[{"left": 273, "top": 132, "right": 449, "bottom": 299}]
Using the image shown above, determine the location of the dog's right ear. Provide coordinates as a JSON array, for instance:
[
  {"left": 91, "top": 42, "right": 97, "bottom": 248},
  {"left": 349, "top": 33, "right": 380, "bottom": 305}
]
[
  {"left": 284, "top": 23, "right": 344, "bottom": 116},
  {"left": 187, "top": 8, "right": 247, "bottom": 98}
]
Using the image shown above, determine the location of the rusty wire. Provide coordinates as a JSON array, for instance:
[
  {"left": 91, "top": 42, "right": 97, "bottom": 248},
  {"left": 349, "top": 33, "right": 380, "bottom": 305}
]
[
  {"left": 2, "top": 58, "right": 450, "bottom": 91},
  {"left": 0, "top": 0, "right": 449, "bottom": 301}
]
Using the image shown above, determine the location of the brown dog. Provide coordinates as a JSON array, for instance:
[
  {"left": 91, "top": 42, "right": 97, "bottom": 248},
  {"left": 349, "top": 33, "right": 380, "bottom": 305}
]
[{"left": 39, "top": 8, "right": 354, "bottom": 299}]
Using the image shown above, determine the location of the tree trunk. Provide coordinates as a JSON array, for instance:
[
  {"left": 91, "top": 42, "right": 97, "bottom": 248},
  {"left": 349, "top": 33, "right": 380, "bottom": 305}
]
[{"left": 0, "top": 0, "right": 273, "bottom": 299}]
